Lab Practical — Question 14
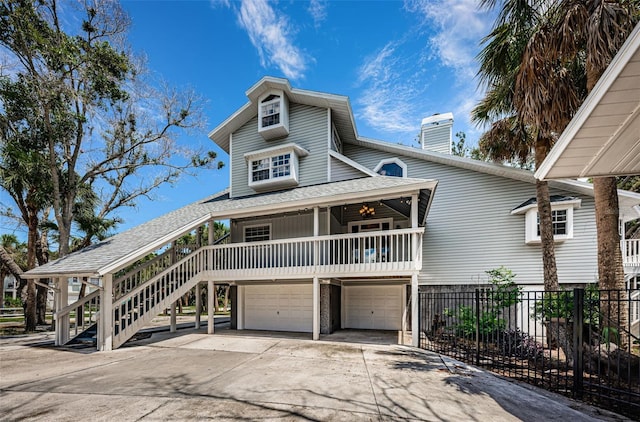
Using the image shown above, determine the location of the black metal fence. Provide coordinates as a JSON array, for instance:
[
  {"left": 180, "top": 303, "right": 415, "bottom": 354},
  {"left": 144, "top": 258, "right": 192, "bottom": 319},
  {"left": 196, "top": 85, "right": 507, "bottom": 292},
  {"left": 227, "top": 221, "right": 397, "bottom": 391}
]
[{"left": 418, "top": 288, "right": 640, "bottom": 418}]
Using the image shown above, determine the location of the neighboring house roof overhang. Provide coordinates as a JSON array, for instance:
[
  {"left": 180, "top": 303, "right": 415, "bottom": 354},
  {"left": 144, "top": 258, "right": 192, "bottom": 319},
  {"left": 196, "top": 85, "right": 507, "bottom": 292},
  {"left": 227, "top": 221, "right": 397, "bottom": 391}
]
[
  {"left": 535, "top": 22, "right": 640, "bottom": 179},
  {"left": 208, "top": 76, "right": 359, "bottom": 153},
  {"left": 23, "top": 176, "right": 437, "bottom": 279}
]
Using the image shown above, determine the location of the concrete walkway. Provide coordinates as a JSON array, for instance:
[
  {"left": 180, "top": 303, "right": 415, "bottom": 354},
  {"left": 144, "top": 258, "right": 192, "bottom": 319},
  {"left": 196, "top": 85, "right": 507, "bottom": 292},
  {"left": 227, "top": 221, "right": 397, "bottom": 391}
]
[{"left": 0, "top": 326, "right": 630, "bottom": 421}]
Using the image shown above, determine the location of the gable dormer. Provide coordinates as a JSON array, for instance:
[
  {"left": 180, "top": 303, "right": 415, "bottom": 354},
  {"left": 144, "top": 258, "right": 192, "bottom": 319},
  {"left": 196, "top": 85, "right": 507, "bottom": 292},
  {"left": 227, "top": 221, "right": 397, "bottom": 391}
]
[{"left": 258, "top": 89, "right": 289, "bottom": 140}]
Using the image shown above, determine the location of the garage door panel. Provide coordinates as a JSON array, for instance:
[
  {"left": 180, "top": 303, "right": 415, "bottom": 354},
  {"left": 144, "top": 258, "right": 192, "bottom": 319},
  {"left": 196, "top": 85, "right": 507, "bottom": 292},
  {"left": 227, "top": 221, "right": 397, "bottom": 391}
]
[
  {"left": 345, "top": 285, "right": 402, "bottom": 330},
  {"left": 244, "top": 285, "right": 312, "bottom": 332}
]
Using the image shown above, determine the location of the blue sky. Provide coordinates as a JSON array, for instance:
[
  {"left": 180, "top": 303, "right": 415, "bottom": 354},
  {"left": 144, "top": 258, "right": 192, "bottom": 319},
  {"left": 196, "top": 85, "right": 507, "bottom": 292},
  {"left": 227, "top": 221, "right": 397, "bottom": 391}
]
[{"left": 2, "top": 0, "right": 498, "bottom": 238}]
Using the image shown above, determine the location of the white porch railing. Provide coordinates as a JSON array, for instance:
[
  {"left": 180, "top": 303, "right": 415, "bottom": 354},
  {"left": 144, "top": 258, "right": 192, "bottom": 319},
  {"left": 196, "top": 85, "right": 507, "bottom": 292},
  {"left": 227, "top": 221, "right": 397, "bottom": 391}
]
[
  {"left": 207, "top": 227, "right": 424, "bottom": 279},
  {"left": 623, "top": 239, "right": 640, "bottom": 267},
  {"left": 110, "top": 227, "right": 422, "bottom": 349}
]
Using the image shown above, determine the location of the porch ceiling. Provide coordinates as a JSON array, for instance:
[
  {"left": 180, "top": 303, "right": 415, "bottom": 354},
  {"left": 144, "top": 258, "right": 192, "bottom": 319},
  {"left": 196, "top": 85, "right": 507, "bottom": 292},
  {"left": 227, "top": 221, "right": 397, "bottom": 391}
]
[{"left": 24, "top": 176, "right": 437, "bottom": 279}]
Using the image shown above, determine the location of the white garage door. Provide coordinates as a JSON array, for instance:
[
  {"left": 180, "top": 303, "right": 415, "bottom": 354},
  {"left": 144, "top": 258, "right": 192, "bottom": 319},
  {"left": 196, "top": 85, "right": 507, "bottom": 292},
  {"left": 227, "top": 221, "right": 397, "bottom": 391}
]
[
  {"left": 343, "top": 286, "right": 403, "bottom": 330},
  {"left": 344, "top": 285, "right": 403, "bottom": 330},
  {"left": 244, "top": 284, "right": 313, "bottom": 332}
]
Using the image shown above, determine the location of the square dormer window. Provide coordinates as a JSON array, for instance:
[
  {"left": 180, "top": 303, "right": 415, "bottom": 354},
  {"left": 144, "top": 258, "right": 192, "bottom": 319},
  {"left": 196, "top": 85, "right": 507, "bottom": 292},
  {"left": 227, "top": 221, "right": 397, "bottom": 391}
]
[
  {"left": 251, "top": 154, "right": 291, "bottom": 182},
  {"left": 511, "top": 196, "right": 581, "bottom": 245},
  {"left": 258, "top": 90, "right": 289, "bottom": 140},
  {"left": 261, "top": 95, "right": 281, "bottom": 128},
  {"left": 245, "top": 143, "right": 308, "bottom": 191}
]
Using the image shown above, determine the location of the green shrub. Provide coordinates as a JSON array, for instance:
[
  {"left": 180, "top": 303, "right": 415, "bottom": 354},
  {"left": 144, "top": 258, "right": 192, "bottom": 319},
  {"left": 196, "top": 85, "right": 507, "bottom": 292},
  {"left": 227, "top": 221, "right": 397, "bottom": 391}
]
[{"left": 444, "top": 266, "right": 522, "bottom": 339}]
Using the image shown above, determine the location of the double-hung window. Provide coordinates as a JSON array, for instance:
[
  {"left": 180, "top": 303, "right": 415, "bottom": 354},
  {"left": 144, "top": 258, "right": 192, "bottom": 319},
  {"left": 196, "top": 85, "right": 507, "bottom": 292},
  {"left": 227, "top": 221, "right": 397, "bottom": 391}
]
[
  {"left": 245, "top": 143, "right": 308, "bottom": 191},
  {"left": 536, "top": 209, "right": 568, "bottom": 237},
  {"left": 250, "top": 154, "right": 291, "bottom": 182},
  {"left": 244, "top": 224, "right": 271, "bottom": 242},
  {"left": 511, "top": 196, "right": 581, "bottom": 245},
  {"left": 260, "top": 95, "right": 281, "bottom": 128},
  {"left": 257, "top": 90, "right": 289, "bottom": 139}
]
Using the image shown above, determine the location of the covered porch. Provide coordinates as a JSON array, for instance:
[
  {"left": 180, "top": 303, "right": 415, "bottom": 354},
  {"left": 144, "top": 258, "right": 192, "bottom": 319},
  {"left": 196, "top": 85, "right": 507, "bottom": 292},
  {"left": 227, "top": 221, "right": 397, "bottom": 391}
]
[{"left": 21, "top": 176, "right": 437, "bottom": 351}]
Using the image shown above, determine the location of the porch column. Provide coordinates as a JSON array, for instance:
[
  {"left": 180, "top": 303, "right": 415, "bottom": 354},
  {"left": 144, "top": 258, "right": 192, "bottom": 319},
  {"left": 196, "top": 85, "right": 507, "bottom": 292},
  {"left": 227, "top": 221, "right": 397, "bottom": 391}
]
[
  {"left": 411, "top": 193, "right": 420, "bottom": 347},
  {"left": 208, "top": 219, "right": 215, "bottom": 245},
  {"left": 208, "top": 280, "right": 215, "bottom": 334},
  {"left": 237, "top": 286, "right": 244, "bottom": 330},
  {"left": 99, "top": 273, "right": 113, "bottom": 351},
  {"left": 59, "top": 277, "right": 69, "bottom": 345},
  {"left": 196, "top": 226, "right": 202, "bottom": 248},
  {"left": 411, "top": 193, "right": 418, "bottom": 228},
  {"left": 411, "top": 273, "right": 419, "bottom": 347},
  {"left": 326, "top": 206, "right": 331, "bottom": 234},
  {"left": 313, "top": 276, "right": 320, "bottom": 340},
  {"left": 411, "top": 193, "right": 420, "bottom": 269},
  {"left": 170, "top": 302, "right": 177, "bottom": 333},
  {"left": 53, "top": 277, "right": 61, "bottom": 346},
  {"left": 314, "top": 206, "right": 319, "bottom": 268},
  {"left": 195, "top": 283, "right": 202, "bottom": 329}
]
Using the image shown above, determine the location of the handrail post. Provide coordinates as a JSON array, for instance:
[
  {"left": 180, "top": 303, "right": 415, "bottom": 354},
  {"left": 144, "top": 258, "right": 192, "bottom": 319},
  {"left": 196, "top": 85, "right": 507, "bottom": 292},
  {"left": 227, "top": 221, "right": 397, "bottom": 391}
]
[
  {"left": 573, "top": 288, "right": 584, "bottom": 399},
  {"left": 99, "top": 274, "right": 113, "bottom": 351},
  {"left": 475, "top": 289, "right": 481, "bottom": 366},
  {"left": 412, "top": 273, "right": 419, "bottom": 347}
]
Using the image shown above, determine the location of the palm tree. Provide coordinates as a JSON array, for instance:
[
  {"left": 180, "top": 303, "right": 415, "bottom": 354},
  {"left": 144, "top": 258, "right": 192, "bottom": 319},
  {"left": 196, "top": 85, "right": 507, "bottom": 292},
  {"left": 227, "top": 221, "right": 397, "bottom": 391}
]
[
  {"left": 514, "top": 0, "right": 639, "bottom": 292},
  {"left": 473, "top": 0, "right": 564, "bottom": 291},
  {"left": 0, "top": 234, "right": 27, "bottom": 308}
]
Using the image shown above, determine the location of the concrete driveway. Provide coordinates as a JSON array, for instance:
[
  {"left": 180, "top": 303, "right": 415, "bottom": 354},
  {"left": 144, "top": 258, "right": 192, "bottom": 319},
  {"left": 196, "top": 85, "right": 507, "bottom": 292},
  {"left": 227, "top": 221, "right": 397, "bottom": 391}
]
[{"left": 0, "top": 327, "right": 630, "bottom": 421}]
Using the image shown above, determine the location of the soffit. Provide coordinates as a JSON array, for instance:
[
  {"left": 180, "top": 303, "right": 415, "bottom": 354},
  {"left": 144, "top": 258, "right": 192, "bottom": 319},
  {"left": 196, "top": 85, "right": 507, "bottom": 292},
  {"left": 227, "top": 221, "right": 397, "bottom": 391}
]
[{"left": 536, "top": 23, "right": 640, "bottom": 179}]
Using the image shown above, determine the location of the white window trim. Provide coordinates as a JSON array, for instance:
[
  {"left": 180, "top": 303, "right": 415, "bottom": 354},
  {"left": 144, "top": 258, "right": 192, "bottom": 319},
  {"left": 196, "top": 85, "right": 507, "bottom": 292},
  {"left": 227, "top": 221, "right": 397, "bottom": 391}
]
[
  {"left": 259, "top": 95, "right": 281, "bottom": 129},
  {"left": 516, "top": 201, "right": 581, "bottom": 245},
  {"left": 374, "top": 157, "right": 407, "bottom": 178},
  {"left": 257, "top": 89, "right": 289, "bottom": 139},
  {"left": 347, "top": 218, "right": 393, "bottom": 233},
  {"left": 244, "top": 143, "right": 308, "bottom": 190},
  {"left": 243, "top": 223, "right": 272, "bottom": 242}
]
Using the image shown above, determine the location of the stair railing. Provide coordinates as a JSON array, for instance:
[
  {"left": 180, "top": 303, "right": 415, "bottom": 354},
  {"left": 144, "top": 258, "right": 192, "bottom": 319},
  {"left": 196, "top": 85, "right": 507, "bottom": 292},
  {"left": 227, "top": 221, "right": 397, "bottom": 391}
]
[
  {"left": 113, "top": 243, "right": 199, "bottom": 300},
  {"left": 111, "top": 247, "right": 211, "bottom": 349},
  {"left": 54, "top": 289, "right": 101, "bottom": 344}
]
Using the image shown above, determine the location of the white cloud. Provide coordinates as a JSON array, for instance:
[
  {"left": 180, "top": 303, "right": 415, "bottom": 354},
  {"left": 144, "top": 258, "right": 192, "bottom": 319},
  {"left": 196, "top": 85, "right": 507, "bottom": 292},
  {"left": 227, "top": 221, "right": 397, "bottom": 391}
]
[
  {"left": 355, "top": 1, "right": 495, "bottom": 142},
  {"left": 308, "top": 0, "right": 327, "bottom": 26},
  {"left": 356, "top": 42, "right": 429, "bottom": 138},
  {"left": 405, "top": 0, "right": 494, "bottom": 80},
  {"left": 235, "top": 0, "right": 307, "bottom": 80}
]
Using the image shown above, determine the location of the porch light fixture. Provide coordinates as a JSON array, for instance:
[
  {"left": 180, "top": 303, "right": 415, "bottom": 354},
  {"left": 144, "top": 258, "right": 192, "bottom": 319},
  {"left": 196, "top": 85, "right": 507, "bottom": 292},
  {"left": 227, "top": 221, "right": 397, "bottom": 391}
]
[{"left": 359, "top": 204, "right": 375, "bottom": 218}]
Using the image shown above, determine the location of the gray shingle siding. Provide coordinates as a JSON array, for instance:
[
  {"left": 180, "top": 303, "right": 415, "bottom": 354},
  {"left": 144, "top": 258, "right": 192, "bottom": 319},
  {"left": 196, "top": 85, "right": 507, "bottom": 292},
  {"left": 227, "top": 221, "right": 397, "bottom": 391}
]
[
  {"left": 421, "top": 125, "right": 451, "bottom": 154},
  {"left": 232, "top": 210, "right": 329, "bottom": 243},
  {"left": 343, "top": 143, "right": 599, "bottom": 286},
  {"left": 231, "top": 103, "right": 329, "bottom": 198}
]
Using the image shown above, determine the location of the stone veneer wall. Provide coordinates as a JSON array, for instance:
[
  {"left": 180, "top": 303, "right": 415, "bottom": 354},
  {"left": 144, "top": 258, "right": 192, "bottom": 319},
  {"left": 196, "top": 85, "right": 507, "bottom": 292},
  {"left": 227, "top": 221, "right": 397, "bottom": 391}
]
[{"left": 320, "top": 284, "right": 341, "bottom": 334}]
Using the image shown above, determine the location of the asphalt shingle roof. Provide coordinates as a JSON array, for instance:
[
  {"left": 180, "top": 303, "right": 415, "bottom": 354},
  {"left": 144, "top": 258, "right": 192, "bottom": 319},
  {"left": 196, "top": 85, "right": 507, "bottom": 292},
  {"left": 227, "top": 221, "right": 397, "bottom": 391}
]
[{"left": 25, "top": 176, "right": 435, "bottom": 277}]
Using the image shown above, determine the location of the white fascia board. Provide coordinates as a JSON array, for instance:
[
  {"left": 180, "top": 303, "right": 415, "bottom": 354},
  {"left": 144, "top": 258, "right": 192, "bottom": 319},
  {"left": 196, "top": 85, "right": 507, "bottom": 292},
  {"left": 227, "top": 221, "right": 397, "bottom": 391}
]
[
  {"left": 97, "top": 213, "right": 214, "bottom": 275},
  {"left": 355, "top": 136, "right": 537, "bottom": 184},
  {"left": 422, "top": 183, "right": 438, "bottom": 225},
  {"left": 244, "top": 143, "right": 309, "bottom": 161},
  {"left": 510, "top": 198, "right": 582, "bottom": 215},
  {"left": 535, "top": 22, "right": 640, "bottom": 180},
  {"left": 328, "top": 150, "right": 377, "bottom": 176},
  {"left": 207, "top": 101, "right": 254, "bottom": 153},
  {"left": 21, "top": 271, "right": 100, "bottom": 280},
  {"left": 209, "top": 180, "right": 438, "bottom": 220},
  {"left": 354, "top": 136, "right": 639, "bottom": 205},
  {"left": 245, "top": 76, "right": 292, "bottom": 100}
]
